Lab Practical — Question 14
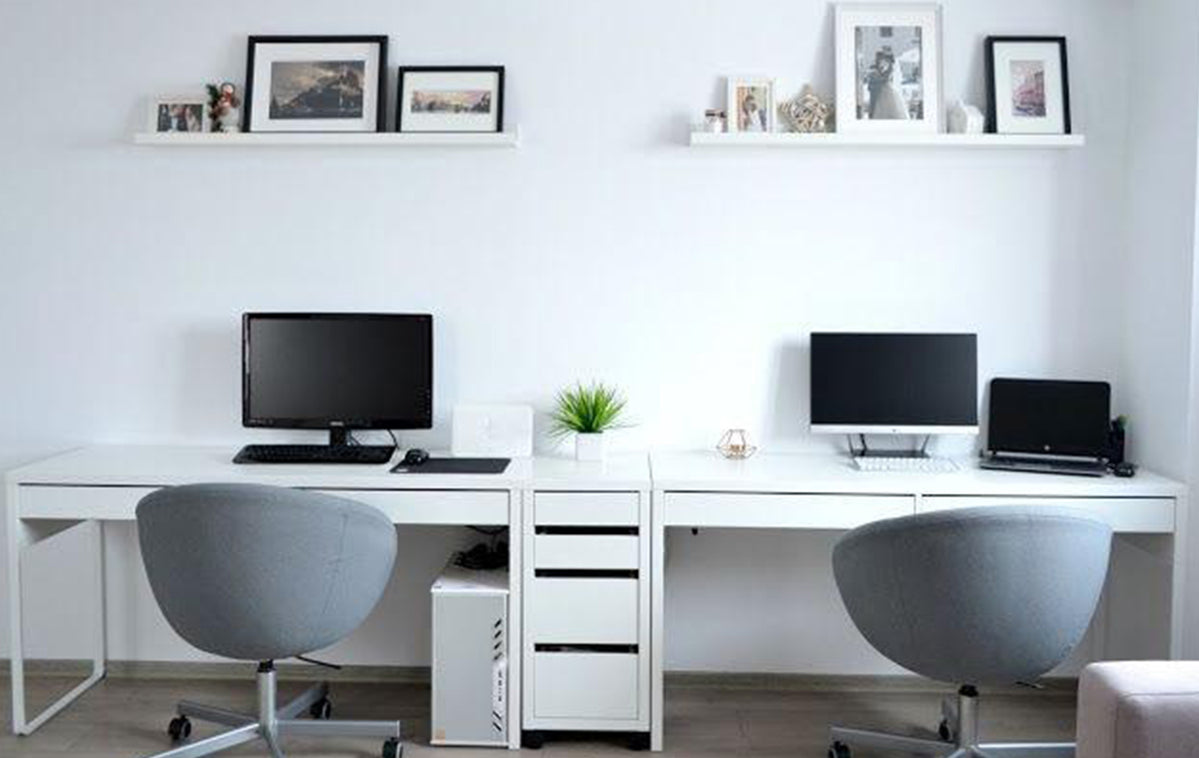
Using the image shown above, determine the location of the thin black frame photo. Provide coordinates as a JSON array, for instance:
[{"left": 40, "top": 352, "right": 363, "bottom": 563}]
[
  {"left": 244, "top": 35, "right": 389, "bottom": 133},
  {"left": 395, "top": 66, "right": 505, "bottom": 133},
  {"left": 984, "top": 36, "right": 1071, "bottom": 135}
]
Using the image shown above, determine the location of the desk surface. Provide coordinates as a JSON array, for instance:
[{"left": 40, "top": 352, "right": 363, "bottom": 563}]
[
  {"left": 651, "top": 451, "right": 1185, "bottom": 498},
  {"left": 5, "top": 445, "right": 653, "bottom": 491},
  {"left": 6, "top": 446, "right": 1184, "bottom": 499}
]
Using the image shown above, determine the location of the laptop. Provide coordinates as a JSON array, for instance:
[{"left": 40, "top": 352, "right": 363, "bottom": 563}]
[{"left": 980, "top": 378, "right": 1111, "bottom": 477}]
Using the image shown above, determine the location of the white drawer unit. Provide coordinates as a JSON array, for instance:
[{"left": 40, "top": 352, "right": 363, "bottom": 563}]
[
  {"left": 533, "top": 533, "right": 639, "bottom": 570},
  {"left": 662, "top": 492, "right": 915, "bottom": 529},
  {"left": 528, "top": 577, "right": 639, "bottom": 644},
  {"left": 531, "top": 652, "right": 641, "bottom": 721},
  {"left": 535, "top": 492, "right": 640, "bottom": 526},
  {"left": 523, "top": 488, "right": 650, "bottom": 746},
  {"left": 918, "top": 496, "right": 1176, "bottom": 534}
]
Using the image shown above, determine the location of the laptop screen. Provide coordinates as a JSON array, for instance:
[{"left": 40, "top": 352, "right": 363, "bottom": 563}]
[{"left": 987, "top": 379, "right": 1111, "bottom": 459}]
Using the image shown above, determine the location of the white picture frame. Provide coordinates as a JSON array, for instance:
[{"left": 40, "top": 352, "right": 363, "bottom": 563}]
[
  {"left": 148, "top": 95, "right": 210, "bottom": 133},
  {"left": 835, "top": 3, "right": 942, "bottom": 134},
  {"left": 725, "top": 77, "right": 776, "bottom": 134}
]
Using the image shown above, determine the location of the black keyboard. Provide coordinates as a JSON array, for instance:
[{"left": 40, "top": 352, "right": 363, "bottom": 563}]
[
  {"left": 234, "top": 445, "right": 396, "bottom": 465},
  {"left": 980, "top": 456, "right": 1107, "bottom": 477}
]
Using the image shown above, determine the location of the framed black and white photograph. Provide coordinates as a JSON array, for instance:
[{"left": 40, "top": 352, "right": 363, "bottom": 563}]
[
  {"left": 396, "top": 67, "right": 504, "bottom": 133},
  {"left": 725, "top": 77, "right": 775, "bottom": 133},
  {"left": 149, "top": 95, "right": 210, "bottom": 133},
  {"left": 244, "top": 35, "right": 388, "bottom": 133},
  {"left": 835, "top": 3, "right": 942, "bottom": 134},
  {"left": 985, "top": 37, "right": 1070, "bottom": 135}
]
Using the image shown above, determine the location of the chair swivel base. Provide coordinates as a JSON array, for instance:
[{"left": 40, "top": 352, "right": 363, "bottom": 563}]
[
  {"left": 828, "top": 685, "right": 1074, "bottom": 758},
  {"left": 145, "top": 663, "right": 403, "bottom": 758}
]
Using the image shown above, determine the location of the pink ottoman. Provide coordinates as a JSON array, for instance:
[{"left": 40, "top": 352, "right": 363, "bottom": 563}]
[{"left": 1077, "top": 661, "right": 1199, "bottom": 758}]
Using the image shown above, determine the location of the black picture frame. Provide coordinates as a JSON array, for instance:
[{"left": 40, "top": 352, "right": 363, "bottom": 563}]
[
  {"left": 984, "top": 36, "right": 1070, "bottom": 135},
  {"left": 244, "top": 35, "right": 389, "bottom": 133},
  {"left": 395, "top": 66, "right": 505, "bottom": 133}
]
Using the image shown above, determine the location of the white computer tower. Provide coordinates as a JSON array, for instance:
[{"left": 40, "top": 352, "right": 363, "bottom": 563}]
[{"left": 430, "top": 563, "right": 509, "bottom": 748}]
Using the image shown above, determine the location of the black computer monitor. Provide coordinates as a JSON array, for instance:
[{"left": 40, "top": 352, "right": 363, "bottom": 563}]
[
  {"left": 242, "top": 313, "right": 433, "bottom": 446},
  {"left": 810, "top": 332, "right": 979, "bottom": 435}
]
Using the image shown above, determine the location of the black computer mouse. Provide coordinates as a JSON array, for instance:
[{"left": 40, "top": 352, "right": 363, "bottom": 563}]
[
  {"left": 402, "top": 448, "right": 430, "bottom": 467},
  {"left": 1113, "top": 461, "right": 1137, "bottom": 478}
]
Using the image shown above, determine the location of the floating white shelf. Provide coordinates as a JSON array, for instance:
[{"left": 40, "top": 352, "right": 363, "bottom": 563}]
[
  {"left": 688, "top": 131, "right": 1085, "bottom": 149},
  {"left": 132, "top": 129, "right": 521, "bottom": 148}
]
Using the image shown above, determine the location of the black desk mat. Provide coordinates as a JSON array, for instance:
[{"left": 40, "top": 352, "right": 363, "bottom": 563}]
[{"left": 390, "top": 457, "right": 511, "bottom": 475}]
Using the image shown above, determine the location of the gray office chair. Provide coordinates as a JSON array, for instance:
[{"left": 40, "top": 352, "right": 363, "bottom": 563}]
[
  {"left": 828, "top": 506, "right": 1112, "bottom": 758},
  {"left": 136, "top": 483, "right": 403, "bottom": 758}
]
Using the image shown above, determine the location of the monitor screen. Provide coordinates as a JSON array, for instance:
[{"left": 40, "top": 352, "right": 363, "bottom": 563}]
[
  {"left": 987, "top": 378, "right": 1110, "bottom": 458},
  {"left": 243, "top": 313, "right": 433, "bottom": 430},
  {"left": 810, "top": 333, "right": 978, "bottom": 433}
]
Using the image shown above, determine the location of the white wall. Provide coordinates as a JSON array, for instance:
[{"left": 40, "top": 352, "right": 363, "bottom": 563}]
[
  {"left": 1118, "top": 0, "right": 1199, "bottom": 657},
  {"left": 1, "top": 0, "right": 1145, "bottom": 672}
]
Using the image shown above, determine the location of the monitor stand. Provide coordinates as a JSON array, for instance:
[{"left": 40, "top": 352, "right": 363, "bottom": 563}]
[{"left": 848, "top": 434, "right": 931, "bottom": 459}]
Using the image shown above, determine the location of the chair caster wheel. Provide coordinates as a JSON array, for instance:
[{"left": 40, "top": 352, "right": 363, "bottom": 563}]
[
  {"left": 168, "top": 715, "right": 192, "bottom": 743},
  {"left": 628, "top": 732, "right": 651, "bottom": 751},
  {"left": 938, "top": 718, "right": 954, "bottom": 742},
  {"left": 382, "top": 737, "right": 402, "bottom": 758},
  {"left": 828, "top": 740, "right": 851, "bottom": 758},
  {"left": 522, "top": 730, "right": 545, "bottom": 749},
  {"left": 309, "top": 697, "right": 332, "bottom": 719}
]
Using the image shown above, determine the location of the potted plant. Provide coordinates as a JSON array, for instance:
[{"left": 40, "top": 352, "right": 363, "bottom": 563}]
[{"left": 549, "top": 382, "right": 629, "bottom": 461}]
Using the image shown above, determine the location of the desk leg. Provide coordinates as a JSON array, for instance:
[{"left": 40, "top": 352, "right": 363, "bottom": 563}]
[
  {"left": 650, "top": 489, "right": 664, "bottom": 752},
  {"left": 507, "top": 490, "right": 523, "bottom": 750},
  {"left": 91, "top": 520, "right": 108, "bottom": 679},
  {"left": 6, "top": 487, "right": 108, "bottom": 736},
  {"left": 7, "top": 481, "right": 30, "bottom": 735},
  {"left": 1169, "top": 492, "right": 1189, "bottom": 658}
]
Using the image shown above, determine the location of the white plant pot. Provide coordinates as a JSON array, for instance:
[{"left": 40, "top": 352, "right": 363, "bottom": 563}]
[{"left": 575, "top": 432, "right": 606, "bottom": 462}]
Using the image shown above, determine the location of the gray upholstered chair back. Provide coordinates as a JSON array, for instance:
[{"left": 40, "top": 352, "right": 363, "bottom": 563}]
[
  {"left": 137, "top": 483, "right": 396, "bottom": 662},
  {"left": 833, "top": 506, "right": 1111, "bottom": 686}
]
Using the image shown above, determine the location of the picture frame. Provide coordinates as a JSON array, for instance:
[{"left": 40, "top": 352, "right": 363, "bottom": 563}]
[
  {"left": 985, "top": 36, "right": 1071, "bottom": 135},
  {"left": 396, "top": 66, "right": 505, "bottom": 133},
  {"left": 244, "top": 35, "right": 388, "bottom": 133},
  {"left": 834, "top": 3, "right": 942, "bottom": 134},
  {"left": 725, "top": 77, "right": 776, "bottom": 133},
  {"left": 149, "top": 95, "right": 211, "bottom": 133}
]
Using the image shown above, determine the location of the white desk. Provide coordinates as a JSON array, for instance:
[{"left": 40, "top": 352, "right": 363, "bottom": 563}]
[
  {"left": 4, "top": 446, "right": 534, "bottom": 744},
  {"left": 7, "top": 447, "right": 1189, "bottom": 751},
  {"left": 648, "top": 452, "right": 1188, "bottom": 751}
]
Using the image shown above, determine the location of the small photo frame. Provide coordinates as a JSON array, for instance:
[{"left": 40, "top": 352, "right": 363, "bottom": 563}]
[
  {"left": 150, "top": 96, "right": 210, "bottom": 133},
  {"left": 244, "top": 35, "right": 388, "bottom": 133},
  {"left": 835, "top": 3, "right": 942, "bottom": 134},
  {"left": 985, "top": 36, "right": 1070, "bottom": 135},
  {"left": 396, "top": 67, "right": 505, "bottom": 133},
  {"left": 726, "top": 77, "right": 775, "bottom": 133}
]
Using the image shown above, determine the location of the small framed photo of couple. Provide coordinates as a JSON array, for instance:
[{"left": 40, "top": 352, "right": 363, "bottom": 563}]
[
  {"left": 726, "top": 77, "right": 776, "bottom": 133},
  {"left": 985, "top": 37, "right": 1071, "bottom": 135},
  {"left": 835, "top": 3, "right": 943, "bottom": 134},
  {"left": 150, "top": 96, "right": 210, "bottom": 133},
  {"left": 396, "top": 67, "right": 505, "bottom": 133}
]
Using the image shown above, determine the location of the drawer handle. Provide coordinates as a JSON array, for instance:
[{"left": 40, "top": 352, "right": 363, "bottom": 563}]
[
  {"left": 534, "top": 644, "right": 638, "bottom": 654},
  {"left": 535, "top": 569, "right": 638, "bottom": 579},
  {"left": 535, "top": 526, "right": 638, "bottom": 535}
]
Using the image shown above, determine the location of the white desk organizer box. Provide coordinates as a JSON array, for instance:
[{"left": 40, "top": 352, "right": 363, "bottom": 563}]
[{"left": 452, "top": 405, "right": 534, "bottom": 457}]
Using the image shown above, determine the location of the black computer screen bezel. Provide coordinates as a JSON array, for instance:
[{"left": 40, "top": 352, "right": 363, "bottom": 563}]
[{"left": 242, "top": 312, "right": 433, "bottom": 432}]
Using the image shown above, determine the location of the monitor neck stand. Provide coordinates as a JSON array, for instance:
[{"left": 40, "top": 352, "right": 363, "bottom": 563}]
[
  {"left": 849, "top": 433, "right": 932, "bottom": 459},
  {"left": 328, "top": 428, "right": 351, "bottom": 448}
]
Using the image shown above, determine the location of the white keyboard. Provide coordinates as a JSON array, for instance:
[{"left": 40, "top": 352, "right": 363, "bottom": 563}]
[{"left": 853, "top": 456, "right": 960, "bottom": 473}]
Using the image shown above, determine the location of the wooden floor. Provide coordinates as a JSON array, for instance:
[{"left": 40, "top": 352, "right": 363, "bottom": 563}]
[{"left": 1, "top": 675, "right": 1076, "bottom": 758}]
